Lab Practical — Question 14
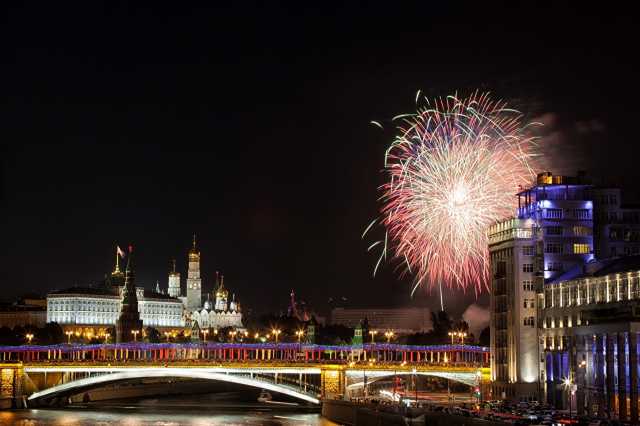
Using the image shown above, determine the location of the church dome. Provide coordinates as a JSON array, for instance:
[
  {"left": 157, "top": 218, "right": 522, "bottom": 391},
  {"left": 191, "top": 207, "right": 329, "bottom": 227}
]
[
  {"left": 215, "top": 274, "right": 228, "bottom": 298},
  {"left": 188, "top": 234, "right": 200, "bottom": 259}
]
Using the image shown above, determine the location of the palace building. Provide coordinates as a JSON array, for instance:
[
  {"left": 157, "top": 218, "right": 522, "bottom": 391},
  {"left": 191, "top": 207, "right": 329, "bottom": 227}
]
[{"left": 46, "top": 249, "right": 185, "bottom": 337}]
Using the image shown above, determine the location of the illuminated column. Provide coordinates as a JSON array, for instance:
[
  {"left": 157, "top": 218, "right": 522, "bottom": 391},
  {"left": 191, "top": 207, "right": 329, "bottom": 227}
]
[
  {"left": 596, "top": 335, "right": 605, "bottom": 418},
  {"left": 618, "top": 333, "right": 627, "bottom": 421},
  {"left": 576, "top": 336, "right": 587, "bottom": 416},
  {"left": 606, "top": 334, "right": 615, "bottom": 417},
  {"left": 630, "top": 332, "right": 638, "bottom": 424}
]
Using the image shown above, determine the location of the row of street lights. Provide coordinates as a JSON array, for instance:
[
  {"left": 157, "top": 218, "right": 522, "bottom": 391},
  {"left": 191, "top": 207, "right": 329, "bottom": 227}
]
[
  {"left": 448, "top": 330, "right": 467, "bottom": 345},
  {"left": 368, "top": 330, "right": 396, "bottom": 344},
  {"left": 64, "top": 330, "right": 111, "bottom": 344}
]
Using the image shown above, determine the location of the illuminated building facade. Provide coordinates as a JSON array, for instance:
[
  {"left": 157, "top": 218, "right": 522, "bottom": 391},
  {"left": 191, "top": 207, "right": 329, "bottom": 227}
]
[
  {"left": 489, "top": 172, "right": 594, "bottom": 401},
  {"left": 190, "top": 272, "right": 243, "bottom": 331},
  {"left": 46, "top": 249, "right": 184, "bottom": 336},
  {"left": 540, "top": 256, "right": 640, "bottom": 422}
]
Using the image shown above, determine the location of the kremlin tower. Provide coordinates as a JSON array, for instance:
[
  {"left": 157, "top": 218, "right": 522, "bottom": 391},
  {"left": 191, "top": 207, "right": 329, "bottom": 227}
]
[{"left": 115, "top": 246, "right": 143, "bottom": 343}]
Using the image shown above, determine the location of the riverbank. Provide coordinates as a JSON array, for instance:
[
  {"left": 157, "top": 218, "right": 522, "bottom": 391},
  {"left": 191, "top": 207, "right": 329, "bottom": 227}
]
[{"left": 322, "top": 399, "right": 504, "bottom": 426}]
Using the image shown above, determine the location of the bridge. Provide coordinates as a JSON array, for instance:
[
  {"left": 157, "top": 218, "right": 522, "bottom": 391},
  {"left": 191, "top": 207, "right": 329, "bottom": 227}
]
[{"left": 0, "top": 343, "right": 489, "bottom": 408}]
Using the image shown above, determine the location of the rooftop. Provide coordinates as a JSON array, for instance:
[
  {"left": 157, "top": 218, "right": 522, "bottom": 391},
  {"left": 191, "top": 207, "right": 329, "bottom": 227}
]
[{"left": 550, "top": 255, "right": 640, "bottom": 284}]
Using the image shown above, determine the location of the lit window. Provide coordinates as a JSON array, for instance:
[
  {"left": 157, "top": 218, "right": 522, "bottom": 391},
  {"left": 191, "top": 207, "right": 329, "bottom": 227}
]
[
  {"left": 545, "top": 209, "right": 562, "bottom": 219},
  {"left": 523, "top": 280, "right": 534, "bottom": 292},
  {"left": 573, "top": 226, "right": 591, "bottom": 236},
  {"left": 575, "top": 209, "right": 591, "bottom": 220},
  {"left": 573, "top": 243, "right": 590, "bottom": 254}
]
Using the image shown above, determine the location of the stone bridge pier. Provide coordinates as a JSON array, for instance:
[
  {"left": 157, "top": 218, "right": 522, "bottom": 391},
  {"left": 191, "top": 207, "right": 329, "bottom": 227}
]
[{"left": 0, "top": 363, "right": 24, "bottom": 409}]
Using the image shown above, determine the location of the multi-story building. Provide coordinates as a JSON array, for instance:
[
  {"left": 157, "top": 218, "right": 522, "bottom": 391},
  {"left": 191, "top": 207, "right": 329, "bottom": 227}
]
[
  {"left": 489, "top": 172, "right": 594, "bottom": 401},
  {"left": 591, "top": 188, "right": 640, "bottom": 259},
  {"left": 540, "top": 256, "right": 640, "bottom": 422},
  {"left": 330, "top": 307, "right": 432, "bottom": 334}
]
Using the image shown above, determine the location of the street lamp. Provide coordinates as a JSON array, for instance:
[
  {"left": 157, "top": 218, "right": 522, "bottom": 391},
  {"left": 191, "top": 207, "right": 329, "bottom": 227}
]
[
  {"left": 448, "top": 331, "right": 455, "bottom": 345},
  {"left": 271, "top": 328, "right": 281, "bottom": 343},
  {"left": 563, "top": 376, "right": 574, "bottom": 420},
  {"left": 229, "top": 330, "right": 237, "bottom": 342},
  {"left": 131, "top": 330, "right": 139, "bottom": 342},
  {"left": 384, "top": 330, "right": 395, "bottom": 343},
  {"left": 25, "top": 333, "right": 34, "bottom": 344},
  {"left": 202, "top": 329, "right": 209, "bottom": 342},
  {"left": 295, "top": 329, "right": 305, "bottom": 343},
  {"left": 65, "top": 331, "right": 73, "bottom": 344},
  {"left": 369, "top": 330, "right": 378, "bottom": 344},
  {"left": 104, "top": 333, "right": 110, "bottom": 343},
  {"left": 164, "top": 331, "right": 171, "bottom": 342},
  {"left": 413, "top": 368, "right": 420, "bottom": 407}
]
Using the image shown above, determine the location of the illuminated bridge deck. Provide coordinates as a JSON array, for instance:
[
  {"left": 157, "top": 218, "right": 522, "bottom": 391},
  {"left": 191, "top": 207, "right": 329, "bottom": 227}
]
[{"left": 1, "top": 342, "right": 489, "bottom": 365}]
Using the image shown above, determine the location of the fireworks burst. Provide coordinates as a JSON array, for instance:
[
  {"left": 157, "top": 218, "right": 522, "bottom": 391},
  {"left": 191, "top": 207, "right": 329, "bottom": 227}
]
[{"left": 368, "top": 92, "right": 540, "bottom": 294}]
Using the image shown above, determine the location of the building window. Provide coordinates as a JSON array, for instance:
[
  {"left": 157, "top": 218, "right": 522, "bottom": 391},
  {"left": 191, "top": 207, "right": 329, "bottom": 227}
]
[
  {"left": 545, "top": 208, "right": 562, "bottom": 219},
  {"left": 573, "top": 243, "right": 590, "bottom": 254},
  {"left": 522, "top": 246, "right": 535, "bottom": 256},
  {"left": 523, "top": 280, "right": 534, "bottom": 292},
  {"left": 573, "top": 226, "right": 591, "bottom": 236},
  {"left": 546, "top": 226, "right": 563, "bottom": 235},
  {"left": 545, "top": 243, "right": 563, "bottom": 254},
  {"left": 523, "top": 317, "right": 535, "bottom": 327},
  {"left": 523, "top": 263, "right": 534, "bottom": 273},
  {"left": 547, "top": 262, "right": 563, "bottom": 272},
  {"left": 575, "top": 209, "right": 591, "bottom": 220},
  {"left": 608, "top": 211, "right": 618, "bottom": 222}
]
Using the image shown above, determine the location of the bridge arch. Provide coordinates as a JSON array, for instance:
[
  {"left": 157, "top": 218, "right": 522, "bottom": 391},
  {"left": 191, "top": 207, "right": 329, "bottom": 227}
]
[
  {"left": 346, "top": 370, "right": 480, "bottom": 389},
  {"left": 27, "top": 368, "right": 320, "bottom": 405}
]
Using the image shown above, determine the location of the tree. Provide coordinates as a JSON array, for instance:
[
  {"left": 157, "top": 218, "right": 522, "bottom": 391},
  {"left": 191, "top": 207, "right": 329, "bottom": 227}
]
[
  {"left": 479, "top": 326, "right": 490, "bottom": 347},
  {"left": 145, "top": 327, "right": 161, "bottom": 343}
]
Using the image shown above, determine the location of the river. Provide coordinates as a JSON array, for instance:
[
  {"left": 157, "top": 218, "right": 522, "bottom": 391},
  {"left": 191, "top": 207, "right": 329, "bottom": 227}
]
[
  {"left": 1, "top": 389, "right": 336, "bottom": 426},
  {"left": 0, "top": 405, "right": 336, "bottom": 425}
]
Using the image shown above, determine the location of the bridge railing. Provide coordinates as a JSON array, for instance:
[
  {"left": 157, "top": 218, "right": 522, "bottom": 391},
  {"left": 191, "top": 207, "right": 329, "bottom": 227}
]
[{"left": 1, "top": 343, "right": 489, "bottom": 366}]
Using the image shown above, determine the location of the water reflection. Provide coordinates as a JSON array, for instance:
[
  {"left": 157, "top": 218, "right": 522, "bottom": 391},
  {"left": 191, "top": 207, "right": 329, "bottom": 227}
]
[{"left": 0, "top": 408, "right": 336, "bottom": 425}]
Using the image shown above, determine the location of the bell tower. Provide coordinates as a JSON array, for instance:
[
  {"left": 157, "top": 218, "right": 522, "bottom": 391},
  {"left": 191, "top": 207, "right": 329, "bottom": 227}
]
[
  {"left": 186, "top": 234, "right": 202, "bottom": 310},
  {"left": 168, "top": 259, "right": 181, "bottom": 298}
]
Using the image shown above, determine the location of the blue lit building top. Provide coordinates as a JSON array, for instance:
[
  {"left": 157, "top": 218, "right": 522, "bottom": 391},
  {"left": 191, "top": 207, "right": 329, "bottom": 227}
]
[{"left": 516, "top": 172, "right": 595, "bottom": 282}]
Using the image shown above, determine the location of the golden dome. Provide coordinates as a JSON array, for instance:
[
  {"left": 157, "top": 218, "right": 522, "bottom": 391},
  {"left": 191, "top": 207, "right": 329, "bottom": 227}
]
[
  {"left": 215, "top": 275, "right": 228, "bottom": 298},
  {"left": 188, "top": 234, "right": 200, "bottom": 259}
]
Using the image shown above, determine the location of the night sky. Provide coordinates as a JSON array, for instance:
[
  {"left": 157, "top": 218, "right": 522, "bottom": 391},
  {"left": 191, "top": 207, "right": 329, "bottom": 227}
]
[{"left": 1, "top": 3, "right": 638, "bottom": 317}]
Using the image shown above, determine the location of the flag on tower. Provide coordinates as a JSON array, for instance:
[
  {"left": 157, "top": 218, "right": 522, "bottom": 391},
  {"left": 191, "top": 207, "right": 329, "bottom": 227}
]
[{"left": 117, "top": 246, "right": 125, "bottom": 258}]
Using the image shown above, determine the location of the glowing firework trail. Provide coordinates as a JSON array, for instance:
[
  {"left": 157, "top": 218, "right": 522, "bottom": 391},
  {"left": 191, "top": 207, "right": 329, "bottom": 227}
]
[{"left": 369, "top": 92, "right": 539, "bottom": 294}]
